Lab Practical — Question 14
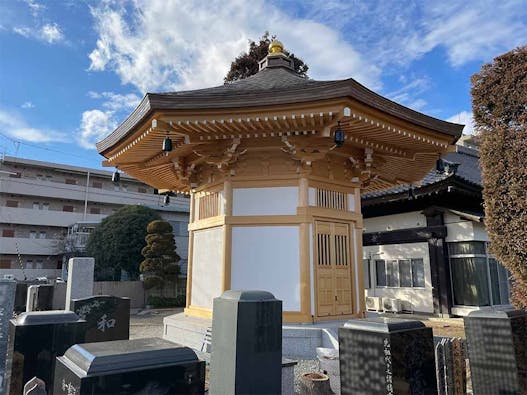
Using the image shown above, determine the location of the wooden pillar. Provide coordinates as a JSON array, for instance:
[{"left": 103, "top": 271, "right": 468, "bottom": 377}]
[
  {"left": 299, "top": 177, "right": 312, "bottom": 319},
  {"left": 185, "top": 192, "right": 196, "bottom": 309},
  {"left": 221, "top": 179, "right": 233, "bottom": 292}
]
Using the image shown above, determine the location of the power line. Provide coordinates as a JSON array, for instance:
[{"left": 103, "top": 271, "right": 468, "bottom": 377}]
[{"left": 0, "top": 131, "right": 97, "bottom": 162}]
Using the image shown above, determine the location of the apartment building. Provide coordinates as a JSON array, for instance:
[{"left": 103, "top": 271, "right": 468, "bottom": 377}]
[{"left": 0, "top": 156, "right": 190, "bottom": 280}]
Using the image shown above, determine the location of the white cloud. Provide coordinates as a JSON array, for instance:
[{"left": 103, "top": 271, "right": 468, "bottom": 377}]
[
  {"left": 40, "top": 23, "right": 63, "bottom": 43},
  {"left": 447, "top": 111, "right": 474, "bottom": 135},
  {"left": 0, "top": 108, "right": 67, "bottom": 143},
  {"left": 21, "top": 101, "right": 35, "bottom": 109},
  {"left": 88, "top": 0, "right": 381, "bottom": 93},
  {"left": 13, "top": 23, "right": 64, "bottom": 43},
  {"left": 386, "top": 77, "right": 430, "bottom": 111},
  {"left": 24, "top": 0, "right": 45, "bottom": 17},
  {"left": 87, "top": 91, "right": 141, "bottom": 112},
  {"left": 299, "top": 1, "right": 527, "bottom": 68},
  {"left": 78, "top": 110, "right": 118, "bottom": 149}
]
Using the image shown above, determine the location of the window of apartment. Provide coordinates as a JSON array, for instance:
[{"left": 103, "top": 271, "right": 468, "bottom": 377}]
[
  {"left": 363, "top": 259, "right": 371, "bottom": 289},
  {"left": 39, "top": 231, "right": 46, "bottom": 239},
  {"left": 26, "top": 260, "right": 34, "bottom": 269},
  {"left": 138, "top": 187, "right": 147, "bottom": 193},
  {"left": 2, "top": 229, "right": 15, "bottom": 237},
  {"left": 45, "top": 175, "right": 53, "bottom": 181},
  {"left": 0, "top": 259, "right": 11, "bottom": 269},
  {"left": 375, "top": 259, "right": 425, "bottom": 288},
  {"left": 90, "top": 207, "right": 101, "bottom": 214},
  {"left": 36, "top": 260, "right": 43, "bottom": 269},
  {"left": 6, "top": 200, "right": 18, "bottom": 208},
  {"left": 65, "top": 178, "right": 77, "bottom": 185},
  {"left": 92, "top": 181, "right": 103, "bottom": 189},
  {"left": 33, "top": 202, "right": 40, "bottom": 210},
  {"left": 42, "top": 203, "right": 49, "bottom": 210},
  {"left": 30, "top": 230, "right": 37, "bottom": 239},
  {"left": 63, "top": 205, "right": 74, "bottom": 212},
  {"left": 36, "top": 174, "right": 44, "bottom": 180},
  {"left": 448, "top": 241, "right": 510, "bottom": 307}
]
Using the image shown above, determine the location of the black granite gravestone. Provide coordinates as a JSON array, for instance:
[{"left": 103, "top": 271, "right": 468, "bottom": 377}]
[
  {"left": 209, "top": 290, "right": 282, "bottom": 395},
  {"left": 34, "top": 284, "right": 54, "bottom": 311},
  {"left": 339, "top": 317, "right": 437, "bottom": 395},
  {"left": 53, "top": 337, "right": 205, "bottom": 394},
  {"left": 70, "top": 295, "right": 130, "bottom": 342},
  {"left": 2, "top": 310, "right": 86, "bottom": 395},
  {"left": 464, "top": 309, "right": 527, "bottom": 395}
]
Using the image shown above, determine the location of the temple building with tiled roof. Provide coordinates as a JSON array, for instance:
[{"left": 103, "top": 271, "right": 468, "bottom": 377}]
[
  {"left": 362, "top": 142, "right": 511, "bottom": 317},
  {"left": 97, "top": 40, "right": 463, "bottom": 323}
]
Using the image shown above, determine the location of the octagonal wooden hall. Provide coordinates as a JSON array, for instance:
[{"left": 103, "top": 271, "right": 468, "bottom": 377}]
[{"left": 97, "top": 41, "right": 463, "bottom": 323}]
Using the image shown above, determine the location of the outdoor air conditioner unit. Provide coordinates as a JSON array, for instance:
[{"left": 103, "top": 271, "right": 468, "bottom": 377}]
[
  {"left": 3, "top": 274, "right": 15, "bottom": 280},
  {"left": 383, "top": 298, "right": 402, "bottom": 313},
  {"left": 366, "top": 296, "right": 382, "bottom": 311}
]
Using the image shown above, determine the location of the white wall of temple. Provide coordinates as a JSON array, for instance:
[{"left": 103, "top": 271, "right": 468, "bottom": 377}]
[
  {"left": 190, "top": 226, "right": 223, "bottom": 310},
  {"left": 363, "top": 242, "right": 434, "bottom": 314},
  {"left": 232, "top": 187, "right": 298, "bottom": 216},
  {"left": 363, "top": 211, "right": 427, "bottom": 233},
  {"left": 444, "top": 212, "right": 488, "bottom": 242},
  {"left": 231, "top": 225, "right": 301, "bottom": 311}
]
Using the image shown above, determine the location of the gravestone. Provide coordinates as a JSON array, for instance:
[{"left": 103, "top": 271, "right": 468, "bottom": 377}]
[
  {"left": 2, "top": 310, "right": 86, "bottom": 394},
  {"left": 464, "top": 309, "right": 527, "bottom": 395},
  {"left": 70, "top": 295, "right": 130, "bottom": 342},
  {"left": 23, "top": 377, "right": 46, "bottom": 395},
  {"left": 339, "top": 317, "right": 437, "bottom": 395},
  {"left": 53, "top": 337, "right": 205, "bottom": 394},
  {"left": 65, "top": 257, "right": 94, "bottom": 310},
  {"left": 435, "top": 337, "right": 467, "bottom": 395},
  {"left": 209, "top": 290, "right": 282, "bottom": 395},
  {"left": 0, "top": 279, "right": 16, "bottom": 391},
  {"left": 435, "top": 341, "right": 446, "bottom": 395},
  {"left": 26, "top": 284, "right": 54, "bottom": 312}
]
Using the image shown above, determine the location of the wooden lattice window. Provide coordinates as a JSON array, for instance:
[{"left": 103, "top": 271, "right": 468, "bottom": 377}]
[
  {"left": 316, "top": 188, "right": 348, "bottom": 211},
  {"left": 197, "top": 192, "right": 220, "bottom": 220}
]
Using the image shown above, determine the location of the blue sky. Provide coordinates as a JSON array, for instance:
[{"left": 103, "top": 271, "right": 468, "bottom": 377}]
[{"left": 0, "top": 0, "right": 526, "bottom": 170}]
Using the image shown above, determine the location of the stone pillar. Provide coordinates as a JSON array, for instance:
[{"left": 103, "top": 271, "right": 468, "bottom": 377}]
[
  {"left": 65, "top": 257, "right": 94, "bottom": 310},
  {"left": 464, "top": 309, "right": 527, "bottom": 395},
  {"left": 209, "top": 290, "right": 282, "bottom": 395},
  {"left": 339, "top": 317, "right": 437, "bottom": 395},
  {"left": 0, "top": 279, "right": 16, "bottom": 390},
  {"left": 3, "top": 311, "right": 86, "bottom": 394}
]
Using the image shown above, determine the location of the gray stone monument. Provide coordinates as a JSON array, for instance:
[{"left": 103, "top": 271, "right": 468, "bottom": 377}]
[
  {"left": 53, "top": 338, "right": 205, "bottom": 394},
  {"left": 26, "top": 285, "right": 39, "bottom": 312},
  {"left": 339, "top": 317, "right": 437, "bottom": 395},
  {"left": 0, "top": 279, "right": 16, "bottom": 391},
  {"left": 23, "top": 377, "right": 46, "bottom": 395},
  {"left": 464, "top": 309, "right": 527, "bottom": 395},
  {"left": 65, "top": 257, "right": 94, "bottom": 310},
  {"left": 25, "top": 284, "right": 53, "bottom": 312},
  {"left": 209, "top": 290, "right": 282, "bottom": 395},
  {"left": 435, "top": 341, "right": 446, "bottom": 395},
  {"left": 435, "top": 337, "right": 467, "bottom": 395},
  {"left": 70, "top": 295, "right": 130, "bottom": 342}
]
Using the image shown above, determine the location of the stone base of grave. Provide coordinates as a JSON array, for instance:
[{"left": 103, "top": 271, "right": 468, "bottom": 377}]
[{"left": 163, "top": 312, "right": 347, "bottom": 358}]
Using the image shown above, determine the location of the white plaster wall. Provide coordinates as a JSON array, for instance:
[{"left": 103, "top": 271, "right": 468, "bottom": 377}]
[
  {"left": 308, "top": 187, "right": 316, "bottom": 206},
  {"left": 364, "top": 211, "right": 427, "bottom": 233},
  {"left": 233, "top": 187, "right": 298, "bottom": 216},
  {"left": 445, "top": 212, "right": 474, "bottom": 242},
  {"left": 348, "top": 193, "right": 356, "bottom": 213},
  {"left": 231, "top": 226, "right": 300, "bottom": 311},
  {"left": 191, "top": 227, "right": 223, "bottom": 309},
  {"left": 363, "top": 242, "right": 434, "bottom": 313}
]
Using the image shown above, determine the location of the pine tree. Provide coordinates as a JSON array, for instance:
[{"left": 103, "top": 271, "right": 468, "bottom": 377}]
[
  {"left": 224, "top": 31, "right": 308, "bottom": 83},
  {"left": 140, "top": 220, "right": 180, "bottom": 294}
]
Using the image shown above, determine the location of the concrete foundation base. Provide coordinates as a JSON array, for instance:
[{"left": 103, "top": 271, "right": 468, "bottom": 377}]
[{"left": 163, "top": 312, "right": 348, "bottom": 359}]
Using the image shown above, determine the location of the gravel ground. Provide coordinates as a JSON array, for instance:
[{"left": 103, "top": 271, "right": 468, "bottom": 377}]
[
  {"left": 294, "top": 359, "right": 321, "bottom": 393},
  {"left": 129, "top": 308, "right": 183, "bottom": 339}
]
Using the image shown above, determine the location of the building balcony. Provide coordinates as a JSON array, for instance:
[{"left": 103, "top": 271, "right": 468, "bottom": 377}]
[
  {"left": 0, "top": 237, "right": 62, "bottom": 255},
  {"left": 0, "top": 206, "right": 106, "bottom": 227},
  {"left": 1, "top": 176, "right": 190, "bottom": 212}
]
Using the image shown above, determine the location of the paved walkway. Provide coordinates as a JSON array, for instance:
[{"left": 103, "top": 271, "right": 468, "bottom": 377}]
[{"left": 129, "top": 308, "right": 183, "bottom": 339}]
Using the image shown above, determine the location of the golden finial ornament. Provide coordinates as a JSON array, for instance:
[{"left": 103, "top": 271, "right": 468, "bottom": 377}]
[{"left": 268, "top": 40, "right": 284, "bottom": 54}]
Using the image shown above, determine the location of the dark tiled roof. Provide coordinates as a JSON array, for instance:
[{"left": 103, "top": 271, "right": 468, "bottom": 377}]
[
  {"left": 97, "top": 62, "right": 464, "bottom": 154},
  {"left": 362, "top": 145, "right": 481, "bottom": 200}
]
